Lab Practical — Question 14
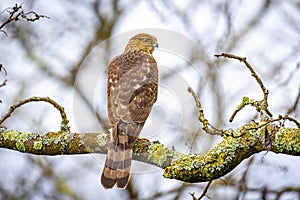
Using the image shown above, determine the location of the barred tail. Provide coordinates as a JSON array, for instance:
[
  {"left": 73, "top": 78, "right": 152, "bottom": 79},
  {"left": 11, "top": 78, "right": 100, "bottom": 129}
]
[
  {"left": 101, "top": 123, "right": 138, "bottom": 189},
  {"left": 101, "top": 144, "right": 132, "bottom": 189}
]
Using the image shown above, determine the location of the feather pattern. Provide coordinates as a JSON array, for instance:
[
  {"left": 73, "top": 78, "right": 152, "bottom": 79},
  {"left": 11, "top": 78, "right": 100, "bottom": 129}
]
[{"left": 101, "top": 33, "right": 158, "bottom": 189}]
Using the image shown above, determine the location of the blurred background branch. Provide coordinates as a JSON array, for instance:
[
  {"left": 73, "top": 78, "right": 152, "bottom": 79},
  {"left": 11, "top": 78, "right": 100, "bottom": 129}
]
[{"left": 0, "top": 3, "right": 49, "bottom": 36}]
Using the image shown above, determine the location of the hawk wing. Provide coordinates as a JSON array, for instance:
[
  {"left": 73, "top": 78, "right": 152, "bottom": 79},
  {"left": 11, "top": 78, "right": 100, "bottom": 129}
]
[{"left": 107, "top": 51, "right": 158, "bottom": 126}]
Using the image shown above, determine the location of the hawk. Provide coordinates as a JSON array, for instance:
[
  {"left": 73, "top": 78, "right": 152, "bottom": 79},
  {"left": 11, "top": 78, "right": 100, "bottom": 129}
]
[{"left": 101, "top": 33, "right": 158, "bottom": 189}]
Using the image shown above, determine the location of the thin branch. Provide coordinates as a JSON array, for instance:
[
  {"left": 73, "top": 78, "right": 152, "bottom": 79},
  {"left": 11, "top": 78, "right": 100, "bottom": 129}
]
[
  {"left": 0, "top": 64, "right": 8, "bottom": 103},
  {"left": 237, "top": 156, "right": 254, "bottom": 199},
  {"left": 189, "top": 192, "right": 199, "bottom": 200},
  {"left": 244, "top": 114, "right": 300, "bottom": 130},
  {"left": 214, "top": 53, "right": 267, "bottom": 97},
  {"left": 0, "top": 64, "right": 8, "bottom": 88},
  {"left": 287, "top": 86, "right": 300, "bottom": 115},
  {"left": 283, "top": 115, "right": 300, "bottom": 128},
  {"left": 244, "top": 186, "right": 300, "bottom": 200},
  {"left": 147, "top": 184, "right": 188, "bottom": 200},
  {"left": 198, "top": 181, "right": 212, "bottom": 200},
  {"left": 221, "top": 0, "right": 271, "bottom": 53},
  {"left": 215, "top": 53, "right": 273, "bottom": 121},
  {"left": 0, "top": 97, "right": 70, "bottom": 132},
  {"left": 188, "top": 87, "right": 223, "bottom": 136},
  {"left": 0, "top": 3, "right": 49, "bottom": 36},
  {"left": 28, "top": 157, "right": 80, "bottom": 200},
  {"left": 229, "top": 96, "right": 257, "bottom": 122}
]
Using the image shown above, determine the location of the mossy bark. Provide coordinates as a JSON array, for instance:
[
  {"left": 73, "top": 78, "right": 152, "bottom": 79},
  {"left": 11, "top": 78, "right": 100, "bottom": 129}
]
[{"left": 0, "top": 126, "right": 299, "bottom": 183}]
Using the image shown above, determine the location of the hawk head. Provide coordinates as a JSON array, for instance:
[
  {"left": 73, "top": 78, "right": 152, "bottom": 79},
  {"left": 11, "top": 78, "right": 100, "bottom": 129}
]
[{"left": 125, "top": 33, "right": 158, "bottom": 54}]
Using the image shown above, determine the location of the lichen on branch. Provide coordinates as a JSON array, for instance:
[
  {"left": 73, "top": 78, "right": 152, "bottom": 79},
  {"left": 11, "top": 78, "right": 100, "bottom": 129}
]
[
  {"left": 164, "top": 125, "right": 300, "bottom": 182},
  {"left": 0, "top": 125, "right": 299, "bottom": 183}
]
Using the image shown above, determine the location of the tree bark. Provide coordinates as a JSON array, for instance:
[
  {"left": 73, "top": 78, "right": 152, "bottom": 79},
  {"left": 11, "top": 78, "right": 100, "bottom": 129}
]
[{"left": 0, "top": 125, "right": 299, "bottom": 183}]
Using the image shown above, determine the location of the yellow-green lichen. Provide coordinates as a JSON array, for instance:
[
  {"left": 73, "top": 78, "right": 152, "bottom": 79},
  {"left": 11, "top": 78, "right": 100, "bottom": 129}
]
[
  {"left": 50, "top": 132, "right": 69, "bottom": 145},
  {"left": 163, "top": 124, "right": 263, "bottom": 183},
  {"left": 16, "top": 141, "right": 26, "bottom": 152},
  {"left": 3, "top": 130, "right": 29, "bottom": 152},
  {"left": 235, "top": 96, "right": 256, "bottom": 111},
  {"left": 275, "top": 127, "right": 300, "bottom": 153},
  {"left": 33, "top": 141, "right": 43, "bottom": 150},
  {"left": 172, "top": 151, "right": 185, "bottom": 162},
  {"left": 147, "top": 143, "right": 169, "bottom": 166},
  {"left": 45, "top": 132, "right": 61, "bottom": 145},
  {"left": 163, "top": 154, "right": 209, "bottom": 181},
  {"left": 16, "top": 131, "right": 29, "bottom": 142},
  {"left": 96, "top": 134, "right": 107, "bottom": 148},
  {"left": 3, "top": 129, "right": 18, "bottom": 140},
  {"left": 43, "top": 131, "right": 72, "bottom": 152}
]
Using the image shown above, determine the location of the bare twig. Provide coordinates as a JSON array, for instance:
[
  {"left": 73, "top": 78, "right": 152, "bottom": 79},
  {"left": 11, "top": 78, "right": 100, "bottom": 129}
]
[
  {"left": 0, "top": 64, "right": 8, "bottom": 103},
  {"left": 198, "top": 181, "right": 212, "bottom": 200},
  {"left": 0, "top": 3, "right": 49, "bottom": 36},
  {"left": 189, "top": 192, "right": 199, "bottom": 200},
  {"left": 215, "top": 53, "right": 273, "bottom": 122},
  {"left": 188, "top": 87, "right": 223, "bottom": 135},
  {"left": 229, "top": 96, "right": 256, "bottom": 122},
  {"left": 0, "top": 64, "right": 7, "bottom": 88},
  {"left": 244, "top": 186, "right": 300, "bottom": 200},
  {"left": 0, "top": 96, "right": 70, "bottom": 132},
  {"left": 244, "top": 114, "right": 300, "bottom": 130},
  {"left": 283, "top": 115, "right": 300, "bottom": 128},
  {"left": 28, "top": 157, "right": 80, "bottom": 200},
  {"left": 237, "top": 156, "right": 254, "bottom": 199},
  {"left": 287, "top": 86, "right": 300, "bottom": 115},
  {"left": 189, "top": 181, "right": 213, "bottom": 200},
  {"left": 147, "top": 184, "right": 188, "bottom": 200}
]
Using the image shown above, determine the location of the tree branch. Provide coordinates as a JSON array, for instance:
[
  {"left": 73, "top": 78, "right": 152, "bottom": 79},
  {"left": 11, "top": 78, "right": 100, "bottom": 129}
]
[
  {"left": 0, "top": 126, "right": 299, "bottom": 183},
  {"left": 163, "top": 125, "right": 299, "bottom": 183},
  {"left": 0, "top": 3, "right": 49, "bottom": 36},
  {"left": 215, "top": 53, "right": 273, "bottom": 121},
  {"left": 0, "top": 64, "right": 8, "bottom": 89},
  {"left": 0, "top": 96, "right": 70, "bottom": 132}
]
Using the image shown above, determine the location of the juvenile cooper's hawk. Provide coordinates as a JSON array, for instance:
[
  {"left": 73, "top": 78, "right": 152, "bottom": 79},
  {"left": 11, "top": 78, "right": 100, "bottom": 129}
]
[{"left": 101, "top": 33, "right": 158, "bottom": 189}]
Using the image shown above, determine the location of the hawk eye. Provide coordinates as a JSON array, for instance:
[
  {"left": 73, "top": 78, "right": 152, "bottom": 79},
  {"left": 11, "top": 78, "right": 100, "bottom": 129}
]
[{"left": 142, "top": 38, "right": 150, "bottom": 43}]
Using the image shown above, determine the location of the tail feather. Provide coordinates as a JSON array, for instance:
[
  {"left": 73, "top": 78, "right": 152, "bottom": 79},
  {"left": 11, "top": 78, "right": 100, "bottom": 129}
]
[
  {"left": 101, "top": 122, "right": 142, "bottom": 189},
  {"left": 101, "top": 143, "right": 132, "bottom": 189}
]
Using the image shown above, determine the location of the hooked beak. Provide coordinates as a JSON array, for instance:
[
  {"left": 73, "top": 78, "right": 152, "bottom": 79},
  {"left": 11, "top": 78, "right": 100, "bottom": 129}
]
[{"left": 153, "top": 41, "right": 158, "bottom": 49}]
